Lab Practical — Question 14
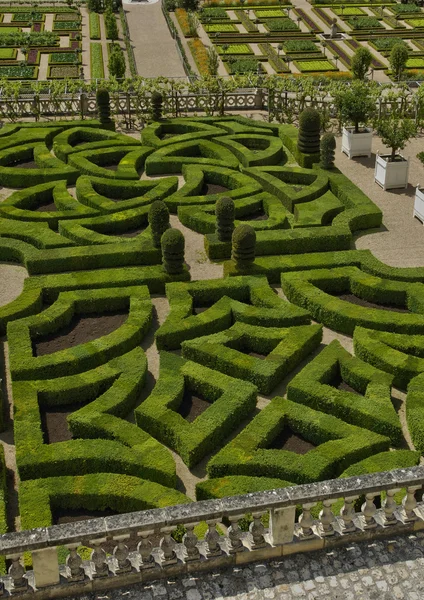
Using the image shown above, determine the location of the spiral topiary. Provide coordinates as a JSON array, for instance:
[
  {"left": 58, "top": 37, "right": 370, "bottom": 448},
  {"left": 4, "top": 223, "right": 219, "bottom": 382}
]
[
  {"left": 216, "top": 196, "right": 235, "bottom": 242},
  {"left": 151, "top": 91, "right": 163, "bottom": 122},
  {"left": 96, "top": 88, "right": 112, "bottom": 125},
  {"left": 161, "top": 228, "right": 185, "bottom": 274},
  {"left": 148, "top": 200, "right": 170, "bottom": 248},
  {"left": 320, "top": 133, "right": 336, "bottom": 170},
  {"left": 298, "top": 108, "right": 321, "bottom": 154},
  {"left": 232, "top": 224, "right": 256, "bottom": 270}
]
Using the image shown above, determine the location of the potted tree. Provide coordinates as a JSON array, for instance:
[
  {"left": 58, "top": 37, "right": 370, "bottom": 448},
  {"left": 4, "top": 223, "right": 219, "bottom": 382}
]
[
  {"left": 336, "top": 81, "right": 377, "bottom": 159},
  {"left": 374, "top": 114, "right": 416, "bottom": 190}
]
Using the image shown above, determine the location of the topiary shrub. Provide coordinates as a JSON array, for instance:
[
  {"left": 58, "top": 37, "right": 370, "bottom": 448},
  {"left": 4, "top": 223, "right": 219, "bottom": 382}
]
[
  {"left": 161, "top": 228, "right": 185, "bottom": 274},
  {"left": 216, "top": 196, "right": 235, "bottom": 242},
  {"left": 96, "top": 88, "right": 112, "bottom": 125},
  {"left": 151, "top": 91, "right": 163, "bottom": 122},
  {"left": 320, "top": 133, "right": 336, "bottom": 169},
  {"left": 298, "top": 108, "right": 321, "bottom": 155},
  {"left": 232, "top": 224, "right": 256, "bottom": 269},
  {"left": 148, "top": 199, "right": 170, "bottom": 248}
]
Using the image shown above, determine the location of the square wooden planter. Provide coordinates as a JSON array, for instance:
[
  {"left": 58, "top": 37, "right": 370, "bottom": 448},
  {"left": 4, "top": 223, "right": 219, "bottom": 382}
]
[
  {"left": 341, "top": 127, "right": 372, "bottom": 159},
  {"left": 374, "top": 152, "right": 409, "bottom": 191}
]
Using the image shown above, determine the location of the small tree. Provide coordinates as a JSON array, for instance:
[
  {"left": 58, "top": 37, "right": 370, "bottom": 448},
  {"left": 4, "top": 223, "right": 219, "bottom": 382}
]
[
  {"left": 187, "top": 11, "right": 199, "bottom": 37},
  {"left": 207, "top": 46, "right": 219, "bottom": 75},
  {"left": 108, "top": 44, "right": 126, "bottom": 79},
  {"left": 151, "top": 91, "right": 163, "bottom": 121},
  {"left": 96, "top": 88, "right": 112, "bottom": 124},
  {"left": 297, "top": 107, "right": 320, "bottom": 154},
  {"left": 216, "top": 197, "right": 235, "bottom": 242},
  {"left": 320, "top": 133, "right": 336, "bottom": 169},
  {"left": 390, "top": 43, "right": 409, "bottom": 82},
  {"left": 351, "top": 47, "right": 372, "bottom": 80},
  {"left": 232, "top": 224, "right": 256, "bottom": 269},
  {"left": 161, "top": 228, "right": 185, "bottom": 274},
  {"left": 179, "top": 0, "right": 199, "bottom": 11},
  {"left": 149, "top": 200, "right": 170, "bottom": 248},
  {"left": 105, "top": 9, "right": 118, "bottom": 42},
  {"left": 375, "top": 115, "right": 417, "bottom": 162},
  {"left": 334, "top": 81, "right": 376, "bottom": 133}
]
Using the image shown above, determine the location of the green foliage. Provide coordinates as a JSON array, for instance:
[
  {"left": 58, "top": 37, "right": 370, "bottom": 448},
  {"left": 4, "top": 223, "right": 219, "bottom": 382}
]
[
  {"left": 151, "top": 91, "right": 163, "bottom": 122},
  {"left": 375, "top": 115, "right": 417, "bottom": 160},
  {"left": 88, "top": 0, "right": 102, "bottom": 11},
  {"left": 348, "top": 16, "right": 382, "bottom": 29},
  {"left": 334, "top": 81, "right": 377, "bottom": 132},
  {"left": 390, "top": 42, "right": 409, "bottom": 82},
  {"left": 161, "top": 227, "right": 185, "bottom": 274},
  {"left": 104, "top": 9, "right": 118, "bottom": 40},
  {"left": 283, "top": 40, "right": 318, "bottom": 52},
  {"left": 320, "top": 132, "right": 336, "bottom": 169},
  {"left": 298, "top": 108, "right": 320, "bottom": 154},
  {"left": 96, "top": 88, "right": 112, "bottom": 124},
  {"left": 216, "top": 196, "right": 235, "bottom": 242},
  {"left": 108, "top": 43, "right": 126, "bottom": 79},
  {"left": 351, "top": 46, "right": 373, "bottom": 79},
  {"left": 149, "top": 200, "right": 170, "bottom": 248},
  {"left": 90, "top": 42, "right": 104, "bottom": 79},
  {"left": 232, "top": 224, "right": 256, "bottom": 269},
  {"left": 266, "top": 18, "right": 299, "bottom": 31},
  {"left": 206, "top": 46, "right": 219, "bottom": 76}
]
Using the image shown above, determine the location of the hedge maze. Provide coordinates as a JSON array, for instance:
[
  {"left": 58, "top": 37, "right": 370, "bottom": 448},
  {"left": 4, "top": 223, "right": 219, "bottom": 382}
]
[{"left": 0, "top": 114, "right": 422, "bottom": 536}]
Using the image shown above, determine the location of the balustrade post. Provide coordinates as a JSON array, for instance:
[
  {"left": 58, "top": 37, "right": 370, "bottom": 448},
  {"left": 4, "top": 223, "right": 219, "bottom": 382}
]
[
  {"left": 89, "top": 538, "right": 110, "bottom": 578},
  {"left": 205, "top": 520, "right": 222, "bottom": 557},
  {"left": 383, "top": 489, "right": 400, "bottom": 526},
  {"left": 249, "top": 512, "right": 266, "bottom": 549},
  {"left": 402, "top": 486, "right": 421, "bottom": 522},
  {"left": 269, "top": 506, "right": 296, "bottom": 545},
  {"left": 298, "top": 503, "right": 316, "bottom": 539},
  {"left": 228, "top": 516, "right": 245, "bottom": 553},
  {"left": 319, "top": 499, "right": 336, "bottom": 536},
  {"left": 113, "top": 535, "right": 132, "bottom": 574},
  {"left": 160, "top": 527, "right": 177, "bottom": 566},
  {"left": 361, "top": 493, "right": 378, "bottom": 529},
  {"left": 183, "top": 523, "right": 200, "bottom": 562},
  {"left": 341, "top": 496, "right": 359, "bottom": 533},
  {"left": 8, "top": 555, "right": 27, "bottom": 593},
  {"left": 66, "top": 545, "right": 85, "bottom": 582},
  {"left": 137, "top": 531, "right": 155, "bottom": 569},
  {"left": 31, "top": 547, "right": 60, "bottom": 588}
]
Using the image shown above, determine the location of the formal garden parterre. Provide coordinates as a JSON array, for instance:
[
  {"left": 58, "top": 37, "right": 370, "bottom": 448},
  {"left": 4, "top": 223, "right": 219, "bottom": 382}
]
[{"left": 0, "top": 100, "right": 423, "bottom": 557}]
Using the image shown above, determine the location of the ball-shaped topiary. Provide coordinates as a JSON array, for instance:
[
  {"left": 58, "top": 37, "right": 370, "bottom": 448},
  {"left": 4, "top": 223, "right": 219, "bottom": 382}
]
[
  {"left": 148, "top": 200, "right": 170, "bottom": 248},
  {"left": 96, "top": 88, "right": 112, "bottom": 124},
  {"left": 151, "top": 91, "right": 163, "bottom": 122},
  {"left": 232, "top": 224, "right": 256, "bottom": 269},
  {"left": 161, "top": 228, "right": 185, "bottom": 274},
  {"left": 298, "top": 108, "right": 321, "bottom": 155},
  {"left": 215, "top": 196, "right": 235, "bottom": 242},
  {"left": 320, "top": 133, "right": 336, "bottom": 170}
]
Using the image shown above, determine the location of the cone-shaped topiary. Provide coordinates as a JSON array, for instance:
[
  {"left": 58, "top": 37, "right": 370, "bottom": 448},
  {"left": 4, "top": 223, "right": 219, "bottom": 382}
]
[
  {"left": 216, "top": 196, "right": 235, "bottom": 242},
  {"left": 320, "top": 133, "right": 336, "bottom": 170},
  {"left": 96, "top": 88, "right": 112, "bottom": 124},
  {"left": 232, "top": 224, "right": 256, "bottom": 269},
  {"left": 151, "top": 91, "right": 163, "bottom": 122},
  {"left": 148, "top": 200, "right": 170, "bottom": 248},
  {"left": 298, "top": 108, "right": 321, "bottom": 154},
  {"left": 161, "top": 228, "right": 185, "bottom": 274}
]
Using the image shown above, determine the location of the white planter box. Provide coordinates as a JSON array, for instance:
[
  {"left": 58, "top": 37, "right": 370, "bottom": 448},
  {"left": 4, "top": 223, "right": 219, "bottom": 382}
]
[
  {"left": 341, "top": 127, "right": 372, "bottom": 159},
  {"left": 414, "top": 185, "right": 424, "bottom": 223},
  {"left": 374, "top": 152, "right": 409, "bottom": 191}
]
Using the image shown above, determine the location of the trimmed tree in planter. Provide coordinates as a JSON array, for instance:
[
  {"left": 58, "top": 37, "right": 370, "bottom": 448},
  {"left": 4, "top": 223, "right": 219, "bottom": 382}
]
[
  {"left": 149, "top": 200, "right": 170, "bottom": 248},
  {"left": 336, "top": 81, "right": 377, "bottom": 159},
  {"left": 151, "top": 91, "right": 163, "bottom": 121},
  {"left": 161, "top": 228, "right": 185, "bottom": 274},
  {"left": 298, "top": 108, "right": 320, "bottom": 155},
  {"left": 232, "top": 224, "right": 256, "bottom": 270},
  {"left": 320, "top": 133, "right": 336, "bottom": 169},
  {"left": 374, "top": 115, "right": 417, "bottom": 190},
  {"left": 96, "top": 88, "right": 113, "bottom": 127},
  {"left": 216, "top": 196, "right": 235, "bottom": 242}
]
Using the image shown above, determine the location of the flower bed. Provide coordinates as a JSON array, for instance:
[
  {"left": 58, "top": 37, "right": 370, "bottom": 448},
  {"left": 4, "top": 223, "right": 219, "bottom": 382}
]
[
  {"left": 89, "top": 12, "right": 101, "bottom": 40},
  {"left": 217, "top": 43, "right": 253, "bottom": 54},
  {"left": 90, "top": 42, "right": 104, "bottom": 79},
  {"left": 55, "top": 12, "right": 81, "bottom": 21},
  {"left": 391, "top": 3, "right": 421, "bottom": 14},
  {"left": 323, "top": 40, "right": 352, "bottom": 68},
  {"left": 370, "top": 37, "right": 409, "bottom": 52},
  {"left": 225, "top": 56, "right": 260, "bottom": 73},
  {"left": 53, "top": 20, "right": 80, "bottom": 31},
  {"left": 205, "top": 23, "right": 237, "bottom": 32},
  {"left": 295, "top": 58, "right": 338, "bottom": 72},
  {"left": 265, "top": 18, "right": 299, "bottom": 31},
  {"left": 188, "top": 38, "right": 210, "bottom": 75},
  {"left": 27, "top": 49, "right": 40, "bottom": 64},
  {"left": 49, "top": 52, "right": 80, "bottom": 64},
  {"left": 12, "top": 12, "right": 44, "bottom": 22},
  {"left": 207, "top": 0, "right": 289, "bottom": 5},
  {"left": 47, "top": 64, "right": 79, "bottom": 79},
  {"left": 254, "top": 8, "right": 286, "bottom": 17},
  {"left": 345, "top": 39, "right": 386, "bottom": 69},
  {"left": 32, "top": 22, "right": 43, "bottom": 33},
  {"left": 293, "top": 8, "right": 322, "bottom": 32},
  {"left": 0, "top": 65, "right": 37, "bottom": 78},
  {"left": 200, "top": 7, "right": 229, "bottom": 19},
  {"left": 333, "top": 6, "right": 365, "bottom": 15}
]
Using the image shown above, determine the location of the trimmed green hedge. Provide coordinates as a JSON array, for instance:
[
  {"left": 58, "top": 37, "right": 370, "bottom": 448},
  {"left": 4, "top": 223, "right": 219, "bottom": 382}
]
[
  {"left": 196, "top": 475, "right": 292, "bottom": 500},
  {"left": 53, "top": 127, "right": 139, "bottom": 162},
  {"left": 406, "top": 373, "right": 424, "bottom": 454},
  {"left": 68, "top": 146, "right": 153, "bottom": 179}
]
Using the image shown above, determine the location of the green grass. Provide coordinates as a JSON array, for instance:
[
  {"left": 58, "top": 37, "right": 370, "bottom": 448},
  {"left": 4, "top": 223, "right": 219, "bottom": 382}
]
[
  {"left": 90, "top": 42, "right": 104, "bottom": 79},
  {"left": 333, "top": 6, "right": 365, "bottom": 15},
  {"left": 348, "top": 16, "right": 383, "bottom": 29},
  {"left": 406, "top": 18, "right": 424, "bottom": 26},
  {"left": 254, "top": 8, "right": 286, "bottom": 17},
  {"left": 0, "top": 26, "right": 20, "bottom": 33},
  {"left": 0, "top": 48, "right": 16, "bottom": 59},
  {"left": 217, "top": 43, "right": 253, "bottom": 54},
  {"left": 406, "top": 57, "right": 424, "bottom": 68},
  {"left": 89, "top": 12, "right": 101, "bottom": 40},
  {"left": 295, "top": 59, "right": 338, "bottom": 72},
  {"left": 205, "top": 23, "right": 237, "bottom": 31}
]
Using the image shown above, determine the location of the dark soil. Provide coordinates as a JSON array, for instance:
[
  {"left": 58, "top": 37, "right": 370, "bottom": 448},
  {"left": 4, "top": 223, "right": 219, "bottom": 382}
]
[
  {"left": 178, "top": 388, "right": 211, "bottom": 423},
  {"left": 12, "top": 160, "right": 38, "bottom": 169},
  {"left": 107, "top": 225, "right": 146, "bottom": 238},
  {"left": 267, "top": 426, "right": 316, "bottom": 454},
  {"left": 53, "top": 507, "right": 117, "bottom": 526},
  {"left": 40, "top": 404, "right": 79, "bottom": 444},
  {"left": 338, "top": 380, "right": 361, "bottom": 395},
  {"left": 241, "top": 211, "right": 268, "bottom": 222},
  {"left": 248, "top": 351, "right": 268, "bottom": 359},
  {"left": 193, "top": 306, "right": 209, "bottom": 315},
  {"left": 159, "top": 133, "right": 178, "bottom": 140},
  {"left": 34, "top": 311, "right": 128, "bottom": 356},
  {"left": 102, "top": 163, "right": 120, "bottom": 171},
  {"left": 201, "top": 183, "right": 230, "bottom": 195},
  {"left": 336, "top": 293, "right": 409, "bottom": 313},
  {"left": 35, "top": 200, "right": 57, "bottom": 212}
]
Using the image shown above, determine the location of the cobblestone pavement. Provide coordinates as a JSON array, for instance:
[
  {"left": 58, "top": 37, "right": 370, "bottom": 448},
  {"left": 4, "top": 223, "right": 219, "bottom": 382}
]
[{"left": 68, "top": 533, "right": 424, "bottom": 600}]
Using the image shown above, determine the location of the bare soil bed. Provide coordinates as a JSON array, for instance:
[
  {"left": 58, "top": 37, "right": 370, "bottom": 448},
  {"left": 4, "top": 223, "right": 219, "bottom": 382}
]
[
  {"left": 268, "top": 426, "right": 316, "bottom": 454},
  {"left": 178, "top": 388, "right": 211, "bottom": 423},
  {"left": 335, "top": 293, "right": 409, "bottom": 313}
]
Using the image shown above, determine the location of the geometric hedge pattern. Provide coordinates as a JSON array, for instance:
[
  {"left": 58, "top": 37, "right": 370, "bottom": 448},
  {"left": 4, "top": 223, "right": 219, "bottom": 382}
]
[{"left": 0, "top": 115, "right": 422, "bottom": 532}]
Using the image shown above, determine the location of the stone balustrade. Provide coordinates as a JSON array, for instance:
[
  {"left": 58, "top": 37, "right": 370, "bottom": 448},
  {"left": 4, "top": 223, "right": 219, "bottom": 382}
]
[{"left": 0, "top": 467, "right": 423, "bottom": 599}]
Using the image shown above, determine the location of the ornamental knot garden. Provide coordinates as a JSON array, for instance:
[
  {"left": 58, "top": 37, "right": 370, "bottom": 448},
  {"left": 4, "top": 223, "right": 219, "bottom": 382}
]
[{"left": 0, "top": 115, "right": 423, "bottom": 595}]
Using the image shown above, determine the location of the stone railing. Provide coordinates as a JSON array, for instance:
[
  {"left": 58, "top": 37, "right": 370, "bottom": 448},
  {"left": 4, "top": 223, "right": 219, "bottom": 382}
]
[{"left": 0, "top": 467, "right": 423, "bottom": 598}]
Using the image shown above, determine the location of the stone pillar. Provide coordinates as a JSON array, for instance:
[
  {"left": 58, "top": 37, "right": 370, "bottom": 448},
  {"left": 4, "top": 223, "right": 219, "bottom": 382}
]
[
  {"left": 32, "top": 548, "right": 60, "bottom": 588},
  {"left": 269, "top": 506, "right": 296, "bottom": 545}
]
